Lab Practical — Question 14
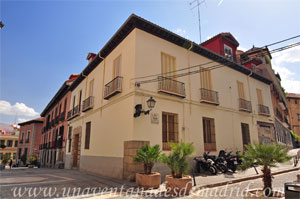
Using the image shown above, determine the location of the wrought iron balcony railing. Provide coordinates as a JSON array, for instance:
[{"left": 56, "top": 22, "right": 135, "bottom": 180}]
[
  {"left": 258, "top": 104, "right": 270, "bottom": 116},
  {"left": 72, "top": 105, "right": 80, "bottom": 117},
  {"left": 239, "top": 98, "right": 252, "bottom": 112},
  {"left": 104, "top": 76, "right": 123, "bottom": 100},
  {"left": 158, "top": 76, "right": 185, "bottom": 98},
  {"left": 82, "top": 96, "right": 94, "bottom": 112},
  {"left": 200, "top": 88, "right": 219, "bottom": 105}
]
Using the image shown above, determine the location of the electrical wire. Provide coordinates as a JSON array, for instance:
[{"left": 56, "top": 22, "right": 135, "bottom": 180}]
[{"left": 134, "top": 39, "right": 300, "bottom": 85}]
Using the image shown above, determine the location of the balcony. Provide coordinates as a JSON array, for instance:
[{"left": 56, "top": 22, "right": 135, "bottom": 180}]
[
  {"left": 82, "top": 96, "right": 94, "bottom": 112},
  {"left": 258, "top": 104, "right": 270, "bottom": 116},
  {"left": 67, "top": 105, "right": 81, "bottom": 120},
  {"left": 25, "top": 139, "right": 29, "bottom": 143},
  {"left": 72, "top": 105, "right": 80, "bottom": 117},
  {"left": 67, "top": 110, "right": 72, "bottom": 120},
  {"left": 104, "top": 76, "right": 123, "bottom": 100},
  {"left": 55, "top": 116, "right": 59, "bottom": 124},
  {"left": 200, "top": 88, "right": 219, "bottom": 105},
  {"left": 158, "top": 76, "right": 185, "bottom": 98},
  {"left": 239, "top": 98, "right": 252, "bottom": 112},
  {"left": 51, "top": 120, "right": 55, "bottom": 127}
]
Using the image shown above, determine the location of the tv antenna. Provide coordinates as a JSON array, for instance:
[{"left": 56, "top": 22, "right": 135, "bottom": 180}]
[{"left": 190, "top": 0, "right": 205, "bottom": 43}]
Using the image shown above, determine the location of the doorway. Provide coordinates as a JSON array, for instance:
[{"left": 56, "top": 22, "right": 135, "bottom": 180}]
[{"left": 72, "top": 134, "right": 79, "bottom": 167}]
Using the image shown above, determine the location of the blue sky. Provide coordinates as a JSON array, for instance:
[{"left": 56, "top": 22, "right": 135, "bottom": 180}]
[{"left": 1, "top": 0, "right": 300, "bottom": 124}]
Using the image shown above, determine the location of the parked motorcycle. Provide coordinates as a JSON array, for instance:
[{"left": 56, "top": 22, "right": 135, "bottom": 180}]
[
  {"left": 203, "top": 152, "right": 228, "bottom": 173},
  {"left": 193, "top": 155, "right": 218, "bottom": 175}
]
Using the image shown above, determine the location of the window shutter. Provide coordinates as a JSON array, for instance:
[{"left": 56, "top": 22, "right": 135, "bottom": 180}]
[
  {"left": 113, "top": 55, "right": 121, "bottom": 78},
  {"left": 237, "top": 81, "right": 245, "bottom": 99},
  {"left": 200, "top": 67, "right": 212, "bottom": 90},
  {"left": 161, "top": 52, "right": 176, "bottom": 78},
  {"left": 256, "top": 88, "right": 264, "bottom": 105},
  {"left": 89, "top": 79, "right": 94, "bottom": 97}
]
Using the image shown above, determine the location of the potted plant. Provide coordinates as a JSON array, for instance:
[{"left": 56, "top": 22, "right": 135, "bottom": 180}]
[
  {"left": 0, "top": 154, "right": 9, "bottom": 170},
  {"left": 133, "top": 144, "right": 161, "bottom": 189},
  {"left": 239, "top": 144, "right": 291, "bottom": 197},
  {"left": 161, "top": 142, "right": 194, "bottom": 196}
]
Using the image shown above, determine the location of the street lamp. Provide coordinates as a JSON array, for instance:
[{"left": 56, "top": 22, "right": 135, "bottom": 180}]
[{"left": 134, "top": 97, "right": 156, "bottom": 118}]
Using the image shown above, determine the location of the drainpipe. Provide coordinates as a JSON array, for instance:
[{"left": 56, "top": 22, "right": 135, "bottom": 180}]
[
  {"left": 99, "top": 52, "right": 106, "bottom": 117},
  {"left": 183, "top": 42, "right": 194, "bottom": 142}
]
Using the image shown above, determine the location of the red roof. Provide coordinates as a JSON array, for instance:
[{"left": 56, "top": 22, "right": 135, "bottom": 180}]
[{"left": 201, "top": 32, "right": 239, "bottom": 46}]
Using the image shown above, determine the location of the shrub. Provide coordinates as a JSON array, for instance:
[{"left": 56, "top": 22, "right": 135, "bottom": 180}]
[
  {"left": 161, "top": 142, "right": 194, "bottom": 178},
  {"left": 133, "top": 144, "right": 161, "bottom": 174}
]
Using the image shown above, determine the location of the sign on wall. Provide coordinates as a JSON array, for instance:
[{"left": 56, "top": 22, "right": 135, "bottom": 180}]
[{"left": 151, "top": 113, "right": 159, "bottom": 124}]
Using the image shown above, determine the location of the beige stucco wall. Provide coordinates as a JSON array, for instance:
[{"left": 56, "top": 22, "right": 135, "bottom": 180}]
[
  {"left": 66, "top": 28, "right": 275, "bottom": 178},
  {"left": 133, "top": 29, "right": 274, "bottom": 156}
]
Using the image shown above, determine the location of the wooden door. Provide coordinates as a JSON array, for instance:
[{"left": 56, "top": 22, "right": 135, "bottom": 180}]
[{"left": 72, "top": 134, "right": 79, "bottom": 167}]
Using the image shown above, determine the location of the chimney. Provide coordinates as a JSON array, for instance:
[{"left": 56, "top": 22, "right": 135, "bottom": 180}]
[{"left": 86, "top": 53, "right": 96, "bottom": 64}]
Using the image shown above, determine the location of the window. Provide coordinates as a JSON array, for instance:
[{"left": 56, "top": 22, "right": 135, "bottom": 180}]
[
  {"left": 0, "top": 140, "right": 4, "bottom": 146},
  {"left": 7, "top": 140, "right": 13, "bottom": 147},
  {"left": 200, "top": 67, "right": 212, "bottom": 90},
  {"left": 72, "top": 95, "right": 76, "bottom": 109},
  {"left": 237, "top": 81, "right": 245, "bottom": 99},
  {"left": 18, "top": 148, "right": 22, "bottom": 159},
  {"left": 296, "top": 100, "right": 298, "bottom": 104},
  {"left": 297, "top": 114, "right": 300, "bottom": 121},
  {"left": 113, "top": 55, "right": 122, "bottom": 78},
  {"left": 203, "top": 117, "right": 216, "bottom": 151},
  {"left": 24, "top": 148, "right": 28, "bottom": 158},
  {"left": 85, "top": 122, "right": 91, "bottom": 149},
  {"left": 68, "top": 127, "right": 72, "bottom": 153},
  {"left": 0, "top": 153, "right": 3, "bottom": 160},
  {"left": 241, "top": 123, "right": 250, "bottom": 150},
  {"left": 256, "top": 88, "right": 264, "bottom": 105},
  {"left": 6, "top": 153, "right": 11, "bottom": 159},
  {"left": 89, "top": 79, "right": 94, "bottom": 97},
  {"left": 161, "top": 52, "right": 176, "bottom": 78},
  {"left": 224, "top": 44, "right": 233, "bottom": 60},
  {"left": 162, "top": 112, "right": 178, "bottom": 150},
  {"left": 13, "top": 153, "right": 16, "bottom": 160},
  {"left": 78, "top": 90, "right": 82, "bottom": 111},
  {"left": 64, "top": 98, "right": 67, "bottom": 113},
  {"left": 14, "top": 141, "right": 18, "bottom": 147},
  {"left": 26, "top": 131, "right": 30, "bottom": 143}
]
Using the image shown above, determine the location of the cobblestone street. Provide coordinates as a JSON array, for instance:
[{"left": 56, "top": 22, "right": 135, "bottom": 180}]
[{"left": 1, "top": 167, "right": 299, "bottom": 199}]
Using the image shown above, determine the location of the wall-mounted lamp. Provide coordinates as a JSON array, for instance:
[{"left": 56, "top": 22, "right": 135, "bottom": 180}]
[{"left": 134, "top": 97, "right": 156, "bottom": 118}]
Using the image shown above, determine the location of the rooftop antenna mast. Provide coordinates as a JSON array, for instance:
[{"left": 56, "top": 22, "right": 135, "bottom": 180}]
[{"left": 190, "top": 0, "right": 205, "bottom": 43}]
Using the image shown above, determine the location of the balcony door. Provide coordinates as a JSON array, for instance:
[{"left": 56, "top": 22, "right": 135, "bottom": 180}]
[
  {"left": 241, "top": 123, "right": 250, "bottom": 150},
  {"left": 72, "top": 134, "right": 79, "bottom": 168}
]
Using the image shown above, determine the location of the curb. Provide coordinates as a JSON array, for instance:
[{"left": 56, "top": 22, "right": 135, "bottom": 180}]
[{"left": 196, "top": 167, "right": 300, "bottom": 189}]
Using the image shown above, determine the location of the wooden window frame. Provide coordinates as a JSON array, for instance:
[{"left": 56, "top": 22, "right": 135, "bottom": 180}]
[
  {"left": 256, "top": 88, "right": 264, "bottom": 105},
  {"left": 203, "top": 117, "right": 216, "bottom": 151},
  {"left": 200, "top": 67, "right": 212, "bottom": 90},
  {"left": 162, "top": 112, "right": 179, "bottom": 150},
  {"left": 241, "top": 123, "right": 251, "bottom": 150},
  {"left": 85, "top": 122, "right": 91, "bottom": 150},
  {"left": 237, "top": 81, "right": 245, "bottom": 100}
]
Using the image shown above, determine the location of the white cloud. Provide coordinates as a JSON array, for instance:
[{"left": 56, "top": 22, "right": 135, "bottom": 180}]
[
  {"left": 173, "top": 28, "right": 189, "bottom": 39},
  {"left": 17, "top": 118, "right": 29, "bottom": 123},
  {"left": 0, "top": 100, "right": 39, "bottom": 117},
  {"left": 272, "top": 45, "right": 300, "bottom": 93},
  {"left": 217, "top": 0, "right": 224, "bottom": 7}
]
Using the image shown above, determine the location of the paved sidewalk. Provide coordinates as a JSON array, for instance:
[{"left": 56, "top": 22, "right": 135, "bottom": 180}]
[{"left": 194, "top": 160, "right": 299, "bottom": 188}]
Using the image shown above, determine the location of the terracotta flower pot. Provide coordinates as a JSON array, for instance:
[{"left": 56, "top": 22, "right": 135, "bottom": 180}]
[
  {"left": 136, "top": 172, "right": 161, "bottom": 189},
  {"left": 165, "top": 175, "right": 193, "bottom": 196}
]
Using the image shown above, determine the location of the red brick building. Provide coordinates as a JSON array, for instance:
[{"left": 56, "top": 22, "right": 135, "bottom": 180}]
[
  {"left": 40, "top": 74, "right": 78, "bottom": 168},
  {"left": 17, "top": 118, "right": 44, "bottom": 164},
  {"left": 287, "top": 93, "right": 300, "bottom": 145}
]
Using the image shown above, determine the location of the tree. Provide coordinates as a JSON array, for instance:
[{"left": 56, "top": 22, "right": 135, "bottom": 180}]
[
  {"left": 20, "top": 154, "right": 27, "bottom": 165},
  {"left": 133, "top": 144, "right": 161, "bottom": 174},
  {"left": 1, "top": 154, "right": 10, "bottom": 165},
  {"left": 160, "top": 142, "right": 194, "bottom": 178},
  {"left": 239, "top": 144, "right": 291, "bottom": 197}
]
